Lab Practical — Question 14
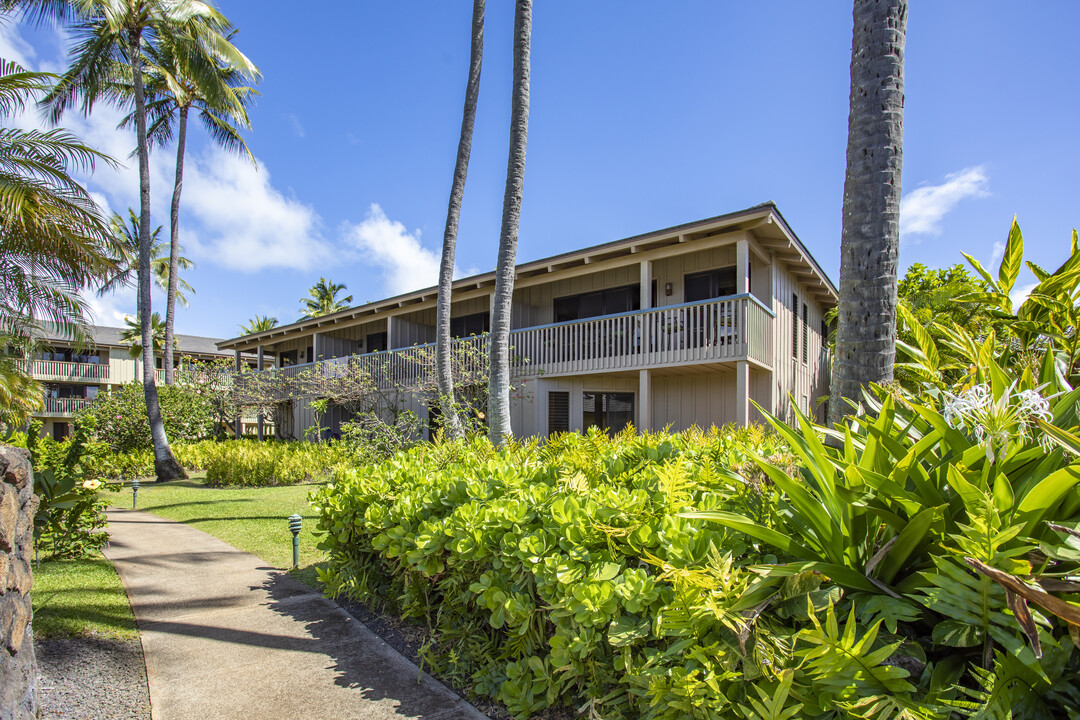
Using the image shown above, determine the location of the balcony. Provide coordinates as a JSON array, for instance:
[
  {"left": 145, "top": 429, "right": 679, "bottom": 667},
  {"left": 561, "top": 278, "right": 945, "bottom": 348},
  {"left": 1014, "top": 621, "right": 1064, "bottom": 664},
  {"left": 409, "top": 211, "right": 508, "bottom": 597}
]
[
  {"left": 21, "top": 360, "right": 110, "bottom": 383},
  {"left": 40, "top": 397, "right": 95, "bottom": 417},
  {"left": 256, "top": 294, "right": 775, "bottom": 391},
  {"left": 513, "top": 294, "right": 775, "bottom": 376}
]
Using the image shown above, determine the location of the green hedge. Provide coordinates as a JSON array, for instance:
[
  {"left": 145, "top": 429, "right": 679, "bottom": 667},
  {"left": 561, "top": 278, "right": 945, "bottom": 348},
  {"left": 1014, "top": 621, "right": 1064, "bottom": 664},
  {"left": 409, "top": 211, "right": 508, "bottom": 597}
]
[
  {"left": 311, "top": 426, "right": 793, "bottom": 718},
  {"left": 176, "top": 439, "right": 355, "bottom": 487}
]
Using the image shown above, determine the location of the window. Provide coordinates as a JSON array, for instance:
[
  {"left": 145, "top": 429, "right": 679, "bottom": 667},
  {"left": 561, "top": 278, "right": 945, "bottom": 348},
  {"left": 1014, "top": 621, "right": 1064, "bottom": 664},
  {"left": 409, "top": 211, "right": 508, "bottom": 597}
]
[
  {"left": 684, "top": 267, "right": 737, "bottom": 303},
  {"left": 366, "top": 332, "right": 387, "bottom": 353},
  {"left": 427, "top": 404, "right": 441, "bottom": 441},
  {"left": 450, "top": 311, "right": 489, "bottom": 338},
  {"left": 548, "top": 391, "right": 570, "bottom": 434},
  {"left": 554, "top": 284, "right": 639, "bottom": 323},
  {"left": 792, "top": 293, "right": 799, "bottom": 358},
  {"left": 53, "top": 422, "right": 69, "bottom": 441},
  {"left": 583, "top": 392, "right": 634, "bottom": 435},
  {"left": 802, "top": 302, "right": 809, "bottom": 364}
]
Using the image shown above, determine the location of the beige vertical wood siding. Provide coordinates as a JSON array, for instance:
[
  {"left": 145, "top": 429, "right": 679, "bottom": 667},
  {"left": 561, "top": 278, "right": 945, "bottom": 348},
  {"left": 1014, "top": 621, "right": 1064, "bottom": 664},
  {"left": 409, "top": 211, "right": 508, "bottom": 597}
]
[
  {"left": 650, "top": 371, "right": 737, "bottom": 430},
  {"left": 769, "top": 260, "right": 829, "bottom": 422}
]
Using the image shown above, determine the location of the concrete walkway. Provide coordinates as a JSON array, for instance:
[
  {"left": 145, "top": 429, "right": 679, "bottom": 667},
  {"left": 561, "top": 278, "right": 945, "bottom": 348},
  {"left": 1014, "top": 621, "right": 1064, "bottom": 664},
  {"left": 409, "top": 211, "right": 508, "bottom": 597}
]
[{"left": 102, "top": 509, "right": 489, "bottom": 720}]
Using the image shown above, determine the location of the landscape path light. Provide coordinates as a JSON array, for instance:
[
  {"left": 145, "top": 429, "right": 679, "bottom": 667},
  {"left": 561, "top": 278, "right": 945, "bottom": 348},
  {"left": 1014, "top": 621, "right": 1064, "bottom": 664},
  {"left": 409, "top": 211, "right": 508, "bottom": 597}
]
[
  {"left": 288, "top": 514, "right": 302, "bottom": 569},
  {"left": 131, "top": 476, "right": 140, "bottom": 510}
]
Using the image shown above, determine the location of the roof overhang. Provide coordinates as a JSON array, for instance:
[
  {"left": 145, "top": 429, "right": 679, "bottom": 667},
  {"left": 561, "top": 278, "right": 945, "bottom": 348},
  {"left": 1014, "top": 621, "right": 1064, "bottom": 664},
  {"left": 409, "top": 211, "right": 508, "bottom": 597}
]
[{"left": 218, "top": 203, "right": 837, "bottom": 352}]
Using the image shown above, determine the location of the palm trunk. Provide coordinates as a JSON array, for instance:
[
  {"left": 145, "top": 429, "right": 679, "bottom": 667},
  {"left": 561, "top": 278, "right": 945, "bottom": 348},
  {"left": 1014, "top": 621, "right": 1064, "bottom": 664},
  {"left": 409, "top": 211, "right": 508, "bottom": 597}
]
[
  {"left": 828, "top": 0, "right": 907, "bottom": 424},
  {"left": 436, "top": 0, "right": 485, "bottom": 441},
  {"left": 130, "top": 31, "right": 185, "bottom": 481},
  {"left": 164, "top": 105, "right": 188, "bottom": 386},
  {"left": 487, "top": 0, "right": 531, "bottom": 445}
]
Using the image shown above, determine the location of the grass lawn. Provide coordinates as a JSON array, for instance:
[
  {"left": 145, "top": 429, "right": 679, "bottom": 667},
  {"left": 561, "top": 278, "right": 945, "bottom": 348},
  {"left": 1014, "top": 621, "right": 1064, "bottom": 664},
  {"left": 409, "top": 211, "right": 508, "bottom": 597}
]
[
  {"left": 33, "top": 554, "right": 138, "bottom": 639},
  {"left": 129, "top": 472, "right": 328, "bottom": 587}
]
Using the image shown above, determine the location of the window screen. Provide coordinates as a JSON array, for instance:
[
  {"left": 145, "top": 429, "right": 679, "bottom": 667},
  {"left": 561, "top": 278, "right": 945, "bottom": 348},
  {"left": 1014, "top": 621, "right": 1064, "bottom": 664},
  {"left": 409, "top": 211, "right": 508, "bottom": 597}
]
[
  {"left": 792, "top": 293, "right": 799, "bottom": 358},
  {"left": 554, "top": 285, "right": 640, "bottom": 323},
  {"left": 548, "top": 391, "right": 570, "bottom": 434},
  {"left": 802, "top": 302, "right": 809, "bottom": 364},
  {"left": 684, "top": 267, "right": 737, "bottom": 303},
  {"left": 366, "top": 332, "right": 387, "bottom": 353},
  {"left": 583, "top": 392, "right": 635, "bottom": 435},
  {"left": 450, "top": 311, "right": 490, "bottom": 338}
]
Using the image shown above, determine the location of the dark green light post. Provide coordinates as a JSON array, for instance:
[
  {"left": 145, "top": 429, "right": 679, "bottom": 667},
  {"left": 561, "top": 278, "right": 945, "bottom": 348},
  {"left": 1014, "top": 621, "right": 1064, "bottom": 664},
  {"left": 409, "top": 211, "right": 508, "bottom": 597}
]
[
  {"left": 131, "top": 476, "right": 140, "bottom": 509},
  {"left": 288, "top": 514, "right": 302, "bottom": 569}
]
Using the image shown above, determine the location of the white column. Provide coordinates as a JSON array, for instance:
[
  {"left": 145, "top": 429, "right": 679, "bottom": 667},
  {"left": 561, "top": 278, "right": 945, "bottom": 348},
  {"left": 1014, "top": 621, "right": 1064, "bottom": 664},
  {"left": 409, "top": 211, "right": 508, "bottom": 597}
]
[
  {"left": 736, "top": 238, "right": 749, "bottom": 295},
  {"left": 385, "top": 318, "right": 394, "bottom": 351},
  {"left": 736, "top": 361, "right": 749, "bottom": 426},
  {"left": 256, "top": 346, "right": 265, "bottom": 440},
  {"left": 638, "top": 369, "right": 651, "bottom": 432},
  {"left": 311, "top": 332, "right": 320, "bottom": 362},
  {"left": 639, "top": 260, "right": 653, "bottom": 310},
  {"left": 233, "top": 350, "right": 242, "bottom": 437}
]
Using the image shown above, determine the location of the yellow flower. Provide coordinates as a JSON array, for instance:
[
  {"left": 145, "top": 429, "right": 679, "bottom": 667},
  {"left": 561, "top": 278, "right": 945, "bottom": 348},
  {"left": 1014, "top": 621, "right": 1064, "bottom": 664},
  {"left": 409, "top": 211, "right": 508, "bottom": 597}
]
[{"left": 82, "top": 479, "right": 102, "bottom": 491}]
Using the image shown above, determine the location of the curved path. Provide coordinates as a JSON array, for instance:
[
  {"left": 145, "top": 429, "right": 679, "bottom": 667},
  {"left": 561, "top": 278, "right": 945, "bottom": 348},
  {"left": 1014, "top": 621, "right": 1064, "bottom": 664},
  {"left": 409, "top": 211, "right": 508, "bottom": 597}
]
[{"left": 103, "top": 509, "right": 488, "bottom": 720}]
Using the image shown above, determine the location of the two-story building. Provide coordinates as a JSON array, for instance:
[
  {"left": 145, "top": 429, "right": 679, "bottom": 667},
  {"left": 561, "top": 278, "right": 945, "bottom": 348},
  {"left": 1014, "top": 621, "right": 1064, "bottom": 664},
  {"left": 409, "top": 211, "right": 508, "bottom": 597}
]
[
  {"left": 218, "top": 203, "right": 836, "bottom": 440},
  {"left": 23, "top": 324, "right": 251, "bottom": 440}
]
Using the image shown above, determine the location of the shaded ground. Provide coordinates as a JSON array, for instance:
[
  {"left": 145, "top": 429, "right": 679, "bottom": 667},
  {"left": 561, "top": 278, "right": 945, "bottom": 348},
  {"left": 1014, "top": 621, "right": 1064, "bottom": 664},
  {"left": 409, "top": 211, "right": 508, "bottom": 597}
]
[
  {"left": 102, "top": 508, "right": 488, "bottom": 720},
  {"left": 37, "top": 635, "right": 150, "bottom": 720}
]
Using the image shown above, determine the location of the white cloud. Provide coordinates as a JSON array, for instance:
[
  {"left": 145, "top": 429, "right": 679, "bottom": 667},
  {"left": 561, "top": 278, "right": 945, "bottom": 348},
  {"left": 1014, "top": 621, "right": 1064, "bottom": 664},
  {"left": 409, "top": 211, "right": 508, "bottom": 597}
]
[
  {"left": 989, "top": 240, "right": 1006, "bottom": 268},
  {"left": 84, "top": 286, "right": 136, "bottom": 328},
  {"left": 287, "top": 113, "right": 305, "bottom": 139},
  {"left": 0, "top": 23, "right": 37, "bottom": 68},
  {"left": 1010, "top": 281, "right": 1037, "bottom": 309},
  {"left": 900, "top": 166, "right": 990, "bottom": 241},
  {"left": 344, "top": 204, "right": 441, "bottom": 296},
  {"left": 178, "top": 150, "right": 331, "bottom": 272}
]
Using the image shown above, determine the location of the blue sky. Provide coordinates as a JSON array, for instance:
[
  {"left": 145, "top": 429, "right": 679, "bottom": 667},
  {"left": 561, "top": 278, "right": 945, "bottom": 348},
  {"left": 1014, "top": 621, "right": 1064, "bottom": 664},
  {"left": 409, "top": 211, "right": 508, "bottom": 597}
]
[{"left": 4, "top": 2, "right": 1078, "bottom": 340}]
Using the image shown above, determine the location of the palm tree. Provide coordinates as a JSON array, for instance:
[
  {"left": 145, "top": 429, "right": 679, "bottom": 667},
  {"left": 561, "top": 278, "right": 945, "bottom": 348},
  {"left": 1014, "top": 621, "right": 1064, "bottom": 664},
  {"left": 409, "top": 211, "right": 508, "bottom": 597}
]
[
  {"left": 129, "top": 31, "right": 258, "bottom": 385},
  {"left": 0, "top": 59, "right": 115, "bottom": 426},
  {"left": 119, "top": 311, "right": 170, "bottom": 359},
  {"left": 487, "top": 0, "right": 531, "bottom": 445},
  {"left": 24, "top": 0, "right": 252, "bottom": 481},
  {"left": 435, "top": 0, "right": 484, "bottom": 442},
  {"left": 828, "top": 0, "right": 908, "bottom": 424},
  {"left": 300, "top": 278, "right": 352, "bottom": 319},
  {"left": 99, "top": 208, "right": 196, "bottom": 308},
  {"left": 0, "top": 60, "right": 115, "bottom": 338},
  {"left": 239, "top": 314, "right": 277, "bottom": 335}
]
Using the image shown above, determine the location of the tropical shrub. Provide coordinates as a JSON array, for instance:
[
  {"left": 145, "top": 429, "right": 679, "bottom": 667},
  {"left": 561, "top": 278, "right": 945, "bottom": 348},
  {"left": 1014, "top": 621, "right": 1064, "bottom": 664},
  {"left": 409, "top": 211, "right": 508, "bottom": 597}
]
[
  {"left": 76, "top": 380, "right": 217, "bottom": 452},
  {"left": 311, "top": 425, "right": 797, "bottom": 718},
  {"left": 672, "top": 221, "right": 1080, "bottom": 719},
  {"left": 181, "top": 439, "right": 355, "bottom": 487},
  {"left": 9, "top": 422, "right": 119, "bottom": 559}
]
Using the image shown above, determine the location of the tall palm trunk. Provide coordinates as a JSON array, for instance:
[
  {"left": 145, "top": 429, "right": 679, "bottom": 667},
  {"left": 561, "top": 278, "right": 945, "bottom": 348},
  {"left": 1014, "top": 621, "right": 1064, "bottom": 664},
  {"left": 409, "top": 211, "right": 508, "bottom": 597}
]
[
  {"left": 130, "top": 30, "right": 185, "bottom": 481},
  {"left": 487, "top": 0, "right": 531, "bottom": 445},
  {"left": 828, "top": 0, "right": 907, "bottom": 424},
  {"left": 164, "top": 105, "right": 188, "bottom": 386},
  {"left": 436, "top": 0, "right": 485, "bottom": 441}
]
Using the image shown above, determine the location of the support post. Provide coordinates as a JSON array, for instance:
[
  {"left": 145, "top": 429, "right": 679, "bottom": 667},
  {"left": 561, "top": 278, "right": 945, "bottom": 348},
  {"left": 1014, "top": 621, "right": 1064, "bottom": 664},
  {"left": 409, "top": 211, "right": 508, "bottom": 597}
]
[
  {"left": 385, "top": 318, "right": 394, "bottom": 352},
  {"left": 736, "top": 237, "right": 749, "bottom": 295},
  {"left": 233, "top": 350, "right": 242, "bottom": 438},
  {"left": 638, "top": 369, "right": 651, "bottom": 432},
  {"left": 736, "top": 360, "right": 749, "bottom": 426},
  {"left": 639, "top": 260, "right": 653, "bottom": 310},
  {"left": 256, "top": 346, "right": 265, "bottom": 441},
  {"left": 311, "top": 332, "right": 320, "bottom": 362}
]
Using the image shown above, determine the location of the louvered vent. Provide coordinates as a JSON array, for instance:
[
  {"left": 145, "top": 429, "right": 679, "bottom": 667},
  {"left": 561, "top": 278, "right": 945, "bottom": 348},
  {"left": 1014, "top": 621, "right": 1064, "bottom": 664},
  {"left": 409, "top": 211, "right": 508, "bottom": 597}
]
[{"left": 548, "top": 391, "right": 570, "bottom": 434}]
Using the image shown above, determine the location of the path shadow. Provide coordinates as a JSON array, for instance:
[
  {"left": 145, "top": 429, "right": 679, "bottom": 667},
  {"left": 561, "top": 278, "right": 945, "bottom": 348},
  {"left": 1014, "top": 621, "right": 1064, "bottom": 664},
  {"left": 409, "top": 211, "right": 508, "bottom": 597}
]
[{"left": 259, "top": 572, "right": 484, "bottom": 719}]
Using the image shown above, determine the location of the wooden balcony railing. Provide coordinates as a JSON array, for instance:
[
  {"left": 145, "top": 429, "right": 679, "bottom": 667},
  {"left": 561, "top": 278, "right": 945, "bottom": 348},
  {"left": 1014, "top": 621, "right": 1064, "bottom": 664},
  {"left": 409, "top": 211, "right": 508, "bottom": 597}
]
[
  {"left": 20, "top": 360, "right": 110, "bottom": 383},
  {"left": 250, "top": 294, "right": 775, "bottom": 395},
  {"left": 41, "top": 397, "right": 95, "bottom": 416},
  {"left": 513, "top": 294, "right": 775, "bottom": 376}
]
